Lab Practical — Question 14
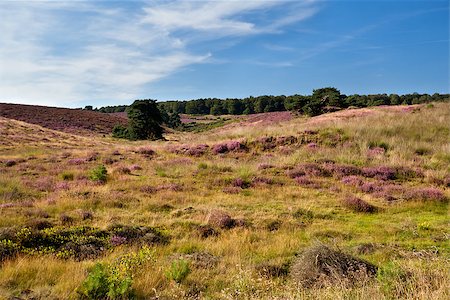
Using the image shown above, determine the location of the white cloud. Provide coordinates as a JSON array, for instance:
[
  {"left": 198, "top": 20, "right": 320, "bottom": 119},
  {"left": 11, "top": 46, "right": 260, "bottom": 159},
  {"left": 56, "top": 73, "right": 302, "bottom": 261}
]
[{"left": 0, "top": 1, "right": 319, "bottom": 106}]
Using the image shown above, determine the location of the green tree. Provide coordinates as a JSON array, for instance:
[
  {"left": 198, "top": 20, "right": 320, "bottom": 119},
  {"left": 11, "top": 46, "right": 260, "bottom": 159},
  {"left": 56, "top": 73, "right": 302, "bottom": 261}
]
[{"left": 127, "top": 99, "right": 163, "bottom": 140}]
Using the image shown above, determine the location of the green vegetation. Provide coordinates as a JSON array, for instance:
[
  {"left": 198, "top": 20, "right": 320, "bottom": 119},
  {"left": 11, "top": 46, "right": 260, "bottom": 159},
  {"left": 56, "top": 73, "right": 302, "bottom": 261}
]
[
  {"left": 89, "top": 165, "right": 108, "bottom": 182},
  {"left": 97, "top": 87, "right": 449, "bottom": 117},
  {"left": 112, "top": 99, "right": 164, "bottom": 140},
  {"left": 165, "top": 259, "right": 190, "bottom": 284}
]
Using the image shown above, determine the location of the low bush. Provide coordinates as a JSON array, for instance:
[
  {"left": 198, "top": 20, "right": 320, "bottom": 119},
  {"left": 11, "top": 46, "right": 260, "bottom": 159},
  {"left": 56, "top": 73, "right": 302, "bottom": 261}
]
[
  {"left": 342, "top": 196, "right": 378, "bottom": 213},
  {"left": 89, "top": 165, "right": 107, "bottom": 183},
  {"left": 78, "top": 246, "right": 153, "bottom": 299},
  {"left": 165, "top": 259, "right": 190, "bottom": 284}
]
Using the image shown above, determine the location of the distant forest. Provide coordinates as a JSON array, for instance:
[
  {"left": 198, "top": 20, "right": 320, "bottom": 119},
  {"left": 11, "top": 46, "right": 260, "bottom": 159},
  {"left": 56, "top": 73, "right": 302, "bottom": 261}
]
[{"left": 94, "top": 88, "right": 449, "bottom": 117}]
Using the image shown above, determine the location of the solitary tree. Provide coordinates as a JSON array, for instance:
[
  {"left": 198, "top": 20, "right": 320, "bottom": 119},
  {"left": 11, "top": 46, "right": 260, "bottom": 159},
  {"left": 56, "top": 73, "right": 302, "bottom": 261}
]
[{"left": 127, "top": 99, "right": 163, "bottom": 140}]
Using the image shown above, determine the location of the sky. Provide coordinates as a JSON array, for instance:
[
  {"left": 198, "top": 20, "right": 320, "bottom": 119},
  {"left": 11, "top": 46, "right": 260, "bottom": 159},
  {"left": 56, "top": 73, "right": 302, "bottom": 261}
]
[{"left": 0, "top": 0, "right": 448, "bottom": 108}]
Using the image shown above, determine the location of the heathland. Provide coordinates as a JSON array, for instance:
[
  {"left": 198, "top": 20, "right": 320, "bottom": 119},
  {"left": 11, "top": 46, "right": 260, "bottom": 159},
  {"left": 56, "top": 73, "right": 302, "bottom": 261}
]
[{"left": 0, "top": 102, "right": 449, "bottom": 299}]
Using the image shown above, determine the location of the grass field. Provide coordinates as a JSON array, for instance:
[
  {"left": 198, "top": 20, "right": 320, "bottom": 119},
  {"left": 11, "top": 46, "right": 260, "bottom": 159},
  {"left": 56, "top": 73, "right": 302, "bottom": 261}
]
[{"left": 0, "top": 103, "right": 449, "bottom": 299}]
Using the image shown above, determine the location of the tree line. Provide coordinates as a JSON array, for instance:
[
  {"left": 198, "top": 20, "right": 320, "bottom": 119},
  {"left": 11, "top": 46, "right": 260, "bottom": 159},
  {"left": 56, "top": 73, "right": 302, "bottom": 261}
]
[{"left": 94, "top": 88, "right": 449, "bottom": 117}]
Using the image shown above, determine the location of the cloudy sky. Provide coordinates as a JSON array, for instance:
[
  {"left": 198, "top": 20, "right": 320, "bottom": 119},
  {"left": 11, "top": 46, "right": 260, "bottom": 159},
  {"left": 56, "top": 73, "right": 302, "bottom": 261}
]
[{"left": 0, "top": 0, "right": 448, "bottom": 107}]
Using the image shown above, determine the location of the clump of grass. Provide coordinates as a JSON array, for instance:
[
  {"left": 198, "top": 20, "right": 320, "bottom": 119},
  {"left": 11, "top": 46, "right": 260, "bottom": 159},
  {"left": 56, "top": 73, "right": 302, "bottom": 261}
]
[
  {"left": 61, "top": 171, "right": 74, "bottom": 181},
  {"left": 342, "top": 196, "right": 378, "bottom": 213},
  {"left": 78, "top": 246, "right": 153, "bottom": 299},
  {"left": 291, "top": 244, "right": 378, "bottom": 287},
  {"left": 165, "top": 259, "right": 190, "bottom": 284}
]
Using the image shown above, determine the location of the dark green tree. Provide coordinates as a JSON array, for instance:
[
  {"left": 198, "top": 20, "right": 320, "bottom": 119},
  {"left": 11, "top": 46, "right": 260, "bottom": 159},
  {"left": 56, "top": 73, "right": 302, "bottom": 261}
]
[{"left": 126, "top": 100, "right": 163, "bottom": 140}]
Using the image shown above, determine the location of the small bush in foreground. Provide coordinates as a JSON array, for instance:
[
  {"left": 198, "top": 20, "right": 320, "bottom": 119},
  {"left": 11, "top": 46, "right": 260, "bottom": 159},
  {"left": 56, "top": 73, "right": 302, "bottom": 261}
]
[
  {"left": 89, "top": 165, "right": 107, "bottom": 183},
  {"left": 165, "top": 259, "right": 190, "bottom": 284},
  {"left": 78, "top": 246, "right": 153, "bottom": 299}
]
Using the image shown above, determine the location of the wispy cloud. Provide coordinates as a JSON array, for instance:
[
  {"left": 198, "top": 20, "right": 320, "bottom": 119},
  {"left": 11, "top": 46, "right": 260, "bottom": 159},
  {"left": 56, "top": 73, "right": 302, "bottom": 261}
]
[{"left": 0, "top": 1, "right": 319, "bottom": 106}]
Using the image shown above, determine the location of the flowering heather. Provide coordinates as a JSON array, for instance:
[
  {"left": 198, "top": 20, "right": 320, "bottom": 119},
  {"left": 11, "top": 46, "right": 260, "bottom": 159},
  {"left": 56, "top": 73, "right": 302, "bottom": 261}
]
[
  {"left": 140, "top": 185, "right": 157, "bottom": 194},
  {"left": 212, "top": 143, "right": 228, "bottom": 154},
  {"left": 114, "top": 166, "right": 131, "bottom": 175},
  {"left": 361, "top": 166, "right": 397, "bottom": 181},
  {"left": 342, "top": 196, "right": 378, "bottom": 213},
  {"left": 367, "top": 147, "right": 385, "bottom": 158},
  {"left": 157, "top": 183, "right": 183, "bottom": 192},
  {"left": 257, "top": 163, "right": 274, "bottom": 170},
  {"left": 136, "top": 147, "right": 156, "bottom": 157},
  {"left": 112, "top": 150, "right": 121, "bottom": 156},
  {"left": 68, "top": 158, "right": 85, "bottom": 165},
  {"left": 251, "top": 176, "right": 274, "bottom": 186},
  {"left": 4, "top": 160, "right": 16, "bottom": 167},
  {"left": 306, "top": 142, "right": 318, "bottom": 149},
  {"left": 287, "top": 163, "right": 331, "bottom": 178},
  {"left": 110, "top": 235, "right": 127, "bottom": 246},
  {"left": 130, "top": 164, "right": 142, "bottom": 171},
  {"left": 186, "top": 144, "right": 209, "bottom": 156},
  {"left": 170, "top": 144, "right": 209, "bottom": 156},
  {"left": 254, "top": 136, "right": 276, "bottom": 150},
  {"left": 25, "top": 176, "right": 55, "bottom": 192},
  {"left": 55, "top": 182, "right": 70, "bottom": 191},
  {"left": 212, "top": 140, "right": 245, "bottom": 154},
  {"left": 325, "top": 164, "right": 361, "bottom": 178},
  {"left": 341, "top": 176, "right": 364, "bottom": 187},
  {"left": 231, "top": 178, "right": 250, "bottom": 189},
  {"left": 359, "top": 181, "right": 386, "bottom": 193},
  {"left": 102, "top": 157, "right": 115, "bottom": 165},
  {"left": 223, "top": 187, "right": 241, "bottom": 194},
  {"left": 405, "top": 187, "right": 446, "bottom": 202},
  {"left": 295, "top": 175, "right": 322, "bottom": 189}
]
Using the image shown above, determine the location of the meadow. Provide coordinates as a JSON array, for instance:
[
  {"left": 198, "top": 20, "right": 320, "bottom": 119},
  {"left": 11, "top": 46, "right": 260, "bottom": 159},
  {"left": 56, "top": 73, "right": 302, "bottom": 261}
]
[{"left": 0, "top": 103, "right": 449, "bottom": 299}]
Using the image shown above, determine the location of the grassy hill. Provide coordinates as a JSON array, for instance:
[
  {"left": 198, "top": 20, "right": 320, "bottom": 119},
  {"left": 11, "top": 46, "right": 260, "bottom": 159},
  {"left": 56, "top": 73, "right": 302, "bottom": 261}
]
[
  {"left": 0, "top": 103, "right": 448, "bottom": 299},
  {"left": 0, "top": 103, "right": 127, "bottom": 135}
]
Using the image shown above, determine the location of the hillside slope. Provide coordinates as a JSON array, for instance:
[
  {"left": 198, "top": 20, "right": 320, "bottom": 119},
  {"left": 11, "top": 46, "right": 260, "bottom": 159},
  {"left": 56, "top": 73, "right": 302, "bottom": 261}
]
[{"left": 0, "top": 103, "right": 127, "bottom": 135}]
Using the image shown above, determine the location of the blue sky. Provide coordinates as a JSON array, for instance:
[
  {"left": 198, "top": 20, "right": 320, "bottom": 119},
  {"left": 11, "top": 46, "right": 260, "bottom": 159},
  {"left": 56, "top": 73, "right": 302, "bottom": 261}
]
[{"left": 0, "top": 0, "right": 448, "bottom": 108}]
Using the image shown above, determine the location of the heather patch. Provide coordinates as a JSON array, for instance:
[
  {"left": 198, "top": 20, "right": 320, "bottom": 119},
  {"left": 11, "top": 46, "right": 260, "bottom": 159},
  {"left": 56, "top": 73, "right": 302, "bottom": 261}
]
[
  {"left": 212, "top": 140, "right": 246, "bottom": 154},
  {"left": 207, "top": 210, "right": 236, "bottom": 229},
  {"left": 342, "top": 196, "right": 378, "bottom": 213}
]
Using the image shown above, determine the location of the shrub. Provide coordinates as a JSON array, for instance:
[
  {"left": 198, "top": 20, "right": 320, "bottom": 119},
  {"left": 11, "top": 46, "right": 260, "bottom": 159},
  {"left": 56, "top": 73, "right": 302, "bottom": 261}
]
[
  {"left": 60, "top": 213, "right": 74, "bottom": 225},
  {"left": 136, "top": 147, "right": 155, "bottom": 157},
  {"left": 78, "top": 247, "right": 153, "bottom": 299},
  {"left": 405, "top": 187, "right": 446, "bottom": 202},
  {"left": 0, "top": 239, "right": 19, "bottom": 262},
  {"left": 207, "top": 210, "right": 236, "bottom": 229},
  {"left": 290, "top": 244, "right": 378, "bottom": 287},
  {"left": 362, "top": 166, "right": 397, "bottom": 181},
  {"left": 114, "top": 166, "right": 131, "bottom": 175},
  {"left": 4, "top": 160, "right": 16, "bottom": 167},
  {"left": 61, "top": 172, "right": 74, "bottom": 181},
  {"left": 197, "top": 225, "right": 218, "bottom": 239},
  {"left": 342, "top": 196, "right": 378, "bottom": 213},
  {"left": 165, "top": 259, "right": 190, "bottom": 284},
  {"left": 89, "top": 165, "right": 107, "bottom": 183},
  {"left": 232, "top": 178, "right": 250, "bottom": 189},
  {"left": 68, "top": 158, "right": 86, "bottom": 165},
  {"left": 112, "top": 124, "right": 129, "bottom": 139}
]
